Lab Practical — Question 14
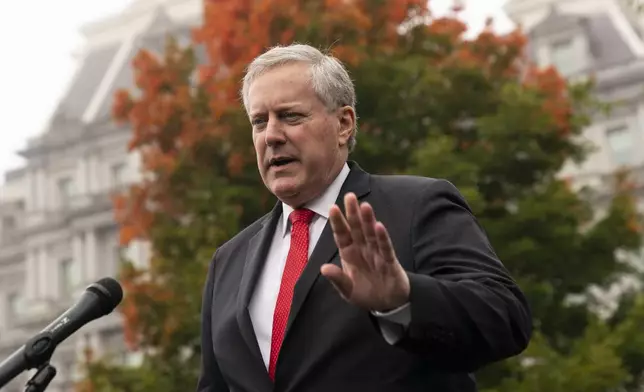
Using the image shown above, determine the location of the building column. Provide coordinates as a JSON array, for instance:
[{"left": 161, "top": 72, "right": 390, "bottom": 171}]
[
  {"left": 76, "top": 157, "right": 88, "bottom": 195},
  {"left": 25, "top": 170, "right": 35, "bottom": 211},
  {"left": 38, "top": 247, "right": 53, "bottom": 299},
  {"left": 85, "top": 229, "right": 97, "bottom": 281},
  {"left": 36, "top": 168, "right": 47, "bottom": 210},
  {"left": 0, "top": 293, "right": 6, "bottom": 329},
  {"left": 87, "top": 155, "right": 100, "bottom": 194},
  {"left": 86, "top": 155, "right": 94, "bottom": 193},
  {"left": 73, "top": 233, "right": 85, "bottom": 284},
  {"left": 25, "top": 249, "right": 39, "bottom": 300}
]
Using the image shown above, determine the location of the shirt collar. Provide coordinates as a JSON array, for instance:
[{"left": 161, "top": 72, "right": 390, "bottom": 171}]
[{"left": 280, "top": 162, "right": 350, "bottom": 237}]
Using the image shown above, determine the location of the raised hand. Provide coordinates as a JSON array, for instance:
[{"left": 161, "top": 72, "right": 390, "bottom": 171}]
[{"left": 321, "top": 192, "right": 410, "bottom": 312}]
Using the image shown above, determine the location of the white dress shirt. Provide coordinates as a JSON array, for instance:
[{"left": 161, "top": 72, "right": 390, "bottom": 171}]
[{"left": 248, "top": 163, "right": 411, "bottom": 369}]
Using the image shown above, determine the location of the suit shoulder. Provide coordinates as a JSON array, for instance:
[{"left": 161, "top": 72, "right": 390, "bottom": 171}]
[
  {"left": 370, "top": 173, "right": 458, "bottom": 194},
  {"left": 369, "top": 174, "right": 469, "bottom": 211}
]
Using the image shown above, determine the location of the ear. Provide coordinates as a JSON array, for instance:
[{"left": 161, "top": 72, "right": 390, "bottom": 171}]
[{"left": 337, "top": 106, "right": 356, "bottom": 148}]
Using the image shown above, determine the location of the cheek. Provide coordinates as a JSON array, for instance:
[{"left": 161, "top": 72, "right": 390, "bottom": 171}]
[
  {"left": 301, "top": 128, "right": 337, "bottom": 169},
  {"left": 300, "top": 122, "right": 335, "bottom": 149}
]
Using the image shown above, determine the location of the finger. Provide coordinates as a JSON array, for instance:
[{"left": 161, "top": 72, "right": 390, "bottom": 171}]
[
  {"left": 320, "top": 263, "right": 353, "bottom": 300},
  {"left": 344, "top": 193, "right": 366, "bottom": 245},
  {"left": 360, "top": 202, "right": 379, "bottom": 251},
  {"left": 375, "top": 221, "right": 397, "bottom": 264},
  {"left": 331, "top": 204, "right": 368, "bottom": 268},
  {"left": 329, "top": 204, "right": 352, "bottom": 248}
]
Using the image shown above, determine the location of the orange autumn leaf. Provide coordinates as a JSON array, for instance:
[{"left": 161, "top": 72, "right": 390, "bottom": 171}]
[
  {"left": 112, "top": 89, "right": 133, "bottom": 123},
  {"left": 427, "top": 17, "right": 467, "bottom": 41}
]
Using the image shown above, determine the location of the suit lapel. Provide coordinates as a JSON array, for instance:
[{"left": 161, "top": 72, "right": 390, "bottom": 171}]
[
  {"left": 236, "top": 203, "right": 282, "bottom": 367},
  {"left": 285, "top": 162, "right": 371, "bottom": 334}
]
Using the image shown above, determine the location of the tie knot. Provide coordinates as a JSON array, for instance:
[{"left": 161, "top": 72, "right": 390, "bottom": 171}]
[{"left": 289, "top": 208, "right": 315, "bottom": 225}]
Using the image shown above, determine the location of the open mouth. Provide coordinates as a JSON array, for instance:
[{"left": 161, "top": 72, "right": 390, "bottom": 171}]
[{"left": 269, "top": 157, "right": 298, "bottom": 168}]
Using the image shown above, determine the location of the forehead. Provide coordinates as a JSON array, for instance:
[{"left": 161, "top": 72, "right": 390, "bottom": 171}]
[{"left": 247, "top": 63, "right": 319, "bottom": 113}]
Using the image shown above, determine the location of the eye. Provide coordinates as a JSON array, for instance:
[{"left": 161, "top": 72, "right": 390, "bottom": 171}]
[
  {"left": 251, "top": 117, "right": 267, "bottom": 127},
  {"left": 282, "top": 112, "right": 302, "bottom": 121}
]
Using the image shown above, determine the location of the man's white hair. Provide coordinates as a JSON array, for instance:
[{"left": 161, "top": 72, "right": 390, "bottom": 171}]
[{"left": 241, "top": 44, "right": 358, "bottom": 152}]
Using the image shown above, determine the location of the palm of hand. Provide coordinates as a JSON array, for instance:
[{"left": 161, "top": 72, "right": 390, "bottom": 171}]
[{"left": 321, "top": 193, "right": 410, "bottom": 312}]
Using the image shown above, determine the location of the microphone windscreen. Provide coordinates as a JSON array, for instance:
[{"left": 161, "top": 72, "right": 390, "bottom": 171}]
[{"left": 87, "top": 277, "right": 123, "bottom": 314}]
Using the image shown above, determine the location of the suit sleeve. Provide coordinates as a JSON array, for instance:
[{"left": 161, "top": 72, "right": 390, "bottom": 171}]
[
  {"left": 396, "top": 179, "right": 532, "bottom": 372},
  {"left": 197, "top": 250, "right": 230, "bottom": 392}
]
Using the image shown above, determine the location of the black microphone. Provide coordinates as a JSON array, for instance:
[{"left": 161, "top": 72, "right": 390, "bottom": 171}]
[{"left": 0, "top": 277, "right": 123, "bottom": 388}]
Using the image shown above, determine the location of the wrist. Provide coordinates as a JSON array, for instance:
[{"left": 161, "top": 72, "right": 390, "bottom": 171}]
[{"left": 380, "top": 269, "right": 410, "bottom": 312}]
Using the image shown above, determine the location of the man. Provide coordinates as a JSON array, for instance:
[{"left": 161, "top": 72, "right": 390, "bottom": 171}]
[{"left": 197, "top": 44, "right": 532, "bottom": 392}]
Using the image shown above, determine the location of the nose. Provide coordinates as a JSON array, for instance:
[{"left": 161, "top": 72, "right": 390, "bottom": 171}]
[{"left": 264, "top": 116, "right": 287, "bottom": 147}]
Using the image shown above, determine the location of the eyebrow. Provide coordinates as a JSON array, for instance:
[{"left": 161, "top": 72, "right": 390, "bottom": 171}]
[{"left": 249, "top": 102, "right": 305, "bottom": 117}]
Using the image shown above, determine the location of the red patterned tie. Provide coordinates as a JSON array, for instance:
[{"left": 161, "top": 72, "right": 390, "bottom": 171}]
[{"left": 268, "top": 208, "right": 315, "bottom": 380}]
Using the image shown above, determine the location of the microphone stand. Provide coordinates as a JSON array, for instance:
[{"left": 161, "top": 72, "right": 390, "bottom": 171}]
[
  {"left": 24, "top": 363, "right": 56, "bottom": 392},
  {"left": 0, "top": 330, "right": 58, "bottom": 391}
]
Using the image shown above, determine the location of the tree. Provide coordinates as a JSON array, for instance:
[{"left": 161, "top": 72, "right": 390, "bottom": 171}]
[{"left": 78, "top": 1, "right": 644, "bottom": 391}]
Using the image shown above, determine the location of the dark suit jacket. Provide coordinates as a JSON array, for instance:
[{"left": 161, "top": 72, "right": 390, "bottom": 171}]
[{"left": 197, "top": 161, "right": 532, "bottom": 392}]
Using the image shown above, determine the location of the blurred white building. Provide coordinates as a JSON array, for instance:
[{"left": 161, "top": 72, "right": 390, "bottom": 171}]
[{"left": 0, "top": 0, "right": 201, "bottom": 391}]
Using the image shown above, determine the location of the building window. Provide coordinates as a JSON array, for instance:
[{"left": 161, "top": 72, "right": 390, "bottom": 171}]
[
  {"left": 550, "top": 37, "right": 583, "bottom": 76},
  {"left": 6, "top": 292, "right": 23, "bottom": 318},
  {"left": 110, "top": 163, "right": 126, "bottom": 188},
  {"left": 57, "top": 177, "right": 74, "bottom": 206},
  {"left": 606, "top": 125, "right": 635, "bottom": 166},
  {"left": 59, "top": 258, "right": 77, "bottom": 297},
  {"left": 2, "top": 216, "right": 16, "bottom": 233}
]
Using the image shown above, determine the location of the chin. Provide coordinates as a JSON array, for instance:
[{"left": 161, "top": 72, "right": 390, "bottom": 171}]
[
  {"left": 270, "top": 178, "right": 303, "bottom": 203},
  {"left": 271, "top": 179, "right": 300, "bottom": 195}
]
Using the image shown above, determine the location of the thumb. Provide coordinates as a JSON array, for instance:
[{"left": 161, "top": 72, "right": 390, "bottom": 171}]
[{"left": 320, "top": 263, "right": 353, "bottom": 300}]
